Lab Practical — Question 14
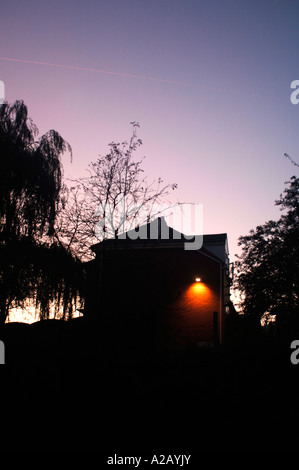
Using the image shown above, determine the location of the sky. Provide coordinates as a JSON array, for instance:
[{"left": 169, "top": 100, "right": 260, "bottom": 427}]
[{"left": 1, "top": 0, "right": 299, "bottom": 267}]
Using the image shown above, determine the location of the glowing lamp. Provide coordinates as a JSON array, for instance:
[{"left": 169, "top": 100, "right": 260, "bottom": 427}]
[{"left": 195, "top": 277, "right": 201, "bottom": 282}]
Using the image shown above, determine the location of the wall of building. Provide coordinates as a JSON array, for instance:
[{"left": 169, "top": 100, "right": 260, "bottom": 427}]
[
  {"left": 162, "top": 279, "right": 220, "bottom": 350},
  {"left": 85, "top": 246, "right": 225, "bottom": 355},
  {"left": 155, "top": 250, "right": 222, "bottom": 350}
]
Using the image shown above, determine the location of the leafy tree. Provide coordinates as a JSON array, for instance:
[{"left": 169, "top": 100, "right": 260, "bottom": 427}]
[
  {"left": 235, "top": 176, "right": 299, "bottom": 337},
  {"left": 57, "top": 122, "right": 178, "bottom": 260},
  {"left": 0, "top": 100, "right": 71, "bottom": 243},
  {"left": 0, "top": 100, "right": 83, "bottom": 324}
]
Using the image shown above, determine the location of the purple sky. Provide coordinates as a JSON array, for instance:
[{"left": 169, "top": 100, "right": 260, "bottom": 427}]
[{"left": 1, "top": 0, "right": 299, "bottom": 264}]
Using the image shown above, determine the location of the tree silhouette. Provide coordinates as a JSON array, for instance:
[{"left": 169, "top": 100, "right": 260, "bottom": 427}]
[
  {"left": 0, "top": 100, "right": 83, "bottom": 324},
  {"left": 235, "top": 176, "right": 299, "bottom": 338},
  {"left": 284, "top": 153, "right": 299, "bottom": 168},
  {"left": 0, "top": 100, "right": 71, "bottom": 243},
  {"left": 56, "top": 122, "right": 178, "bottom": 260}
]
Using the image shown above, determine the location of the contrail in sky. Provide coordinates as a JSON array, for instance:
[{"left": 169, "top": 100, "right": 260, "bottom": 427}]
[
  {"left": 0, "top": 56, "right": 282, "bottom": 101},
  {"left": 0, "top": 56, "right": 190, "bottom": 87}
]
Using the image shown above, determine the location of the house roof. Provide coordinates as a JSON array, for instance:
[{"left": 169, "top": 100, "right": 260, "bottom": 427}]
[{"left": 91, "top": 217, "right": 229, "bottom": 262}]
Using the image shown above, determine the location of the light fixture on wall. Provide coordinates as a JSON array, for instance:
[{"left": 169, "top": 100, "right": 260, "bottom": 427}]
[{"left": 195, "top": 277, "right": 201, "bottom": 282}]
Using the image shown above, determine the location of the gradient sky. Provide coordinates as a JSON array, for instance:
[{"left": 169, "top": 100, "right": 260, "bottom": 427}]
[{"left": 1, "top": 0, "right": 299, "bottom": 265}]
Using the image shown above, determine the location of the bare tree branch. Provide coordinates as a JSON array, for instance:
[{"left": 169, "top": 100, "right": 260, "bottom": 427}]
[
  {"left": 56, "top": 123, "right": 178, "bottom": 260},
  {"left": 284, "top": 153, "right": 299, "bottom": 168}
]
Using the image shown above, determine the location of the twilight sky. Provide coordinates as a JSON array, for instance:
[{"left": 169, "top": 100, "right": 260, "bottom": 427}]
[{"left": 1, "top": 0, "right": 299, "bottom": 264}]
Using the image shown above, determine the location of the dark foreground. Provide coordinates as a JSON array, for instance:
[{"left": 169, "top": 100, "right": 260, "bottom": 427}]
[{"left": 0, "top": 318, "right": 298, "bottom": 452}]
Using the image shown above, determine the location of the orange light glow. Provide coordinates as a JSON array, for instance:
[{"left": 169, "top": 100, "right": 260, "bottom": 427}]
[
  {"left": 167, "top": 281, "right": 220, "bottom": 346},
  {"left": 170, "top": 281, "right": 217, "bottom": 338},
  {"left": 177, "top": 281, "right": 216, "bottom": 313},
  {"left": 188, "top": 281, "right": 210, "bottom": 298},
  {"left": 169, "top": 282, "right": 212, "bottom": 310}
]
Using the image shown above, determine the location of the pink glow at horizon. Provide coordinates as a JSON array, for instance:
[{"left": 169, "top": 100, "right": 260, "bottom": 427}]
[{"left": 1, "top": 0, "right": 299, "bottom": 268}]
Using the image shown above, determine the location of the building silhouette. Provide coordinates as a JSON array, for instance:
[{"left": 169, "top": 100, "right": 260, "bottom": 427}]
[{"left": 85, "top": 217, "right": 230, "bottom": 355}]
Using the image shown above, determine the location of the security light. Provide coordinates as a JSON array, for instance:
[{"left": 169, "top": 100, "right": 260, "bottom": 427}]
[{"left": 195, "top": 277, "right": 201, "bottom": 282}]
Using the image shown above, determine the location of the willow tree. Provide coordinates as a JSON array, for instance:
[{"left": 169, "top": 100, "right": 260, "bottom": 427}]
[{"left": 0, "top": 100, "right": 83, "bottom": 324}]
